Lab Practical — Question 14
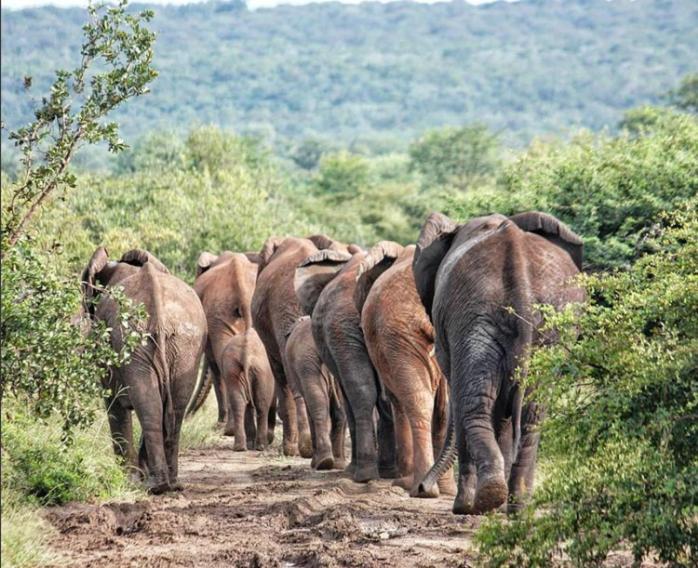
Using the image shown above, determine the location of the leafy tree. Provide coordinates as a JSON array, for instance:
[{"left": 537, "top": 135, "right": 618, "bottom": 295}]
[
  {"left": 1, "top": 0, "right": 157, "bottom": 251},
  {"left": 669, "top": 73, "right": 698, "bottom": 113},
  {"left": 409, "top": 124, "right": 500, "bottom": 192},
  {"left": 477, "top": 201, "right": 698, "bottom": 566},
  {"left": 447, "top": 110, "right": 698, "bottom": 269},
  {"left": 289, "top": 138, "right": 329, "bottom": 170},
  {"left": 313, "top": 151, "right": 370, "bottom": 201}
]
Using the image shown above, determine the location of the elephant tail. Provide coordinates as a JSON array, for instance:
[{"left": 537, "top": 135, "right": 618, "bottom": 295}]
[
  {"left": 417, "top": 398, "right": 457, "bottom": 495},
  {"left": 186, "top": 358, "right": 212, "bottom": 415}
]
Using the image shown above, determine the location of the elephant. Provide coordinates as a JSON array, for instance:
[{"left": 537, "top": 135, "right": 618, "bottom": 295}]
[
  {"left": 220, "top": 328, "right": 276, "bottom": 451},
  {"left": 81, "top": 247, "right": 207, "bottom": 494},
  {"left": 192, "top": 251, "right": 260, "bottom": 425},
  {"left": 252, "top": 234, "right": 357, "bottom": 457},
  {"left": 284, "top": 316, "right": 347, "bottom": 470},
  {"left": 354, "top": 242, "right": 456, "bottom": 498},
  {"left": 412, "top": 211, "right": 584, "bottom": 514},
  {"left": 294, "top": 248, "right": 397, "bottom": 482}
]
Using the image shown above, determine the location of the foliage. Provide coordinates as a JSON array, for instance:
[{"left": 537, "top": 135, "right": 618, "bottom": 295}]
[
  {"left": 409, "top": 124, "right": 500, "bottom": 192},
  {"left": 0, "top": 245, "right": 145, "bottom": 433},
  {"left": 2, "top": 399, "right": 142, "bottom": 506},
  {"left": 313, "top": 151, "right": 370, "bottom": 201},
  {"left": 669, "top": 73, "right": 698, "bottom": 113},
  {"left": 477, "top": 201, "right": 698, "bottom": 566},
  {"left": 29, "top": 126, "right": 289, "bottom": 279},
  {"left": 1, "top": 0, "right": 156, "bottom": 250},
  {"left": 1, "top": 491, "right": 56, "bottom": 568},
  {"left": 2, "top": 0, "right": 696, "bottom": 153},
  {"left": 447, "top": 110, "right": 698, "bottom": 269}
]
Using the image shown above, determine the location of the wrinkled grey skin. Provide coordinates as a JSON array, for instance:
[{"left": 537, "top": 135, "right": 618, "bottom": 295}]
[
  {"left": 295, "top": 249, "right": 397, "bottom": 482},
  {"left": 82, "top": 247, "right": 207, "bottom": 494},
  {"left": 220, "top": 328, "right": 276, "bottom": 451},
  {"left": 285, "top": 317, "right": 347, "bottom": 470},
  {"left": 412, "top": 211, "right": 584, "bottom": 514},
  {"left": 252, "top": 235, "right": 354, "bottom": 457}
]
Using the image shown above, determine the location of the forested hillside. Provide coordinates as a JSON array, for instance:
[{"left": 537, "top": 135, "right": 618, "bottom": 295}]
[{"left": 2, "top": 0, "right": 696, "bottom": 151}]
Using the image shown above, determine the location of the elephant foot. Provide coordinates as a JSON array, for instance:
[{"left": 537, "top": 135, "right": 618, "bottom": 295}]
[
  {"left": 255, "top": 441, "right": 267, "bottom": 451},
  {"left": 392, "top": 475, "right": 413, "bottom": 491},
  {"left": 353, "top": 463, "right": 380, "bottom": 483},
  {"left": 473, "top": 474, "right": 508, "bottom": 514},
  {"left": 298, "top": 438, "right": 314, "bottom": 459},
  {"left": 168, "top": 480, "right": 184, "bottom": 492},
  {"left": 332, "top": 458, "right": 347, "bottom": 470},
  {"left": 146, "top": 478, "right": 170, "bottom": 495},
  {"left": 247, "top": 440, "right": 255, "bottom": 450},
  {"left": 438, "top": 475, "right": 458, "bottom": 497},
  {"left": 282, "top": 441, "right": 299, "bottom": 457},
  {"left": 314, "top": 454, "right": 334, "bottom": 471},
  {"left": 378, "top": 465, "right": 400, "bottom": 479},
  {"left": 411, "top": 482, "right": 439, "bottom": 499},
  {"left": 452, "top": 486, "right": 476, "bottom": 515},
  {"left": 344, "top": 462, "right": 356, "bottom": 477},
  {"left": 233, "top": 441, "right": 247, "bottom": 452}
]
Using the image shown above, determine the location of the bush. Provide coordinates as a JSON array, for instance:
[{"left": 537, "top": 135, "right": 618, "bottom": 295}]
[
  {"left": 447, "top": 110, "right": 698, "bottom": 270},
  {"left": 476, "top": 201, "right": 698, "bottom": 566},
  {"left": 0, "top": 245, "right": 144, "bottom": 434},
  {"left": 1, "top": 491, "right": 56, "bottom": 568},
  {"left": 2, "top": 400, "right": 141, "bottom": 506}
]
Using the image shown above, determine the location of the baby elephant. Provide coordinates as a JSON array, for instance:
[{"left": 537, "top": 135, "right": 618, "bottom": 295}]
[{"left": 221, "top": 328, "right": 276, "bottom": 451}]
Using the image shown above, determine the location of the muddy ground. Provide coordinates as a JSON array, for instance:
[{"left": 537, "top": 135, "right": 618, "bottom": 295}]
[{"left": 44, "top": 436, "right": 480, "bottom": 567}]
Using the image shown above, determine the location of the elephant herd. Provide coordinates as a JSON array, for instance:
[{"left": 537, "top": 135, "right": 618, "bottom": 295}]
[{"left": 81, "top": 210, "right": 583, "bottom": 515}]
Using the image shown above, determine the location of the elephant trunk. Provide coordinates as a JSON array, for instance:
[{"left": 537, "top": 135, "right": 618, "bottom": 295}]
[{"left": 417, "top": 400, "right": 456, "bottom": 495}]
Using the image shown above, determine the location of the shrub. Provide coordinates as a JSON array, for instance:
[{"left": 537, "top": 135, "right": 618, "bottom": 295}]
[
  {"left": 0, "top": 245, "right": 145, "bottom": 434},
  {"left": 2, "top": 400, "right": 141, "bottom": 506},
  {"left": 476, "top": 201, "right": 698, "bottom": 566},
  {"left": 447, "top": 110, "right": 698, "bottom": 270}
]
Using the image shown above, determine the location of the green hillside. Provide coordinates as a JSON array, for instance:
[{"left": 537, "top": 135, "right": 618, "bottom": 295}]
[{"left": 1, "top": 0, "right": 696, "bottom": 149}]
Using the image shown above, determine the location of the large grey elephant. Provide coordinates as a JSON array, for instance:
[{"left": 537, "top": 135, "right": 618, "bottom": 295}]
[
  {"left": 82, "top": 247, "right": 207, "bottom": 494},
  {"left": 252, "top": 235, "right": 356, "bottom": 457},
  {"left": 412, "top": 212, "right": 584, "bottom": 514},
  {"left": 295, "top": 248, "right": 397, "bottom": 482}
]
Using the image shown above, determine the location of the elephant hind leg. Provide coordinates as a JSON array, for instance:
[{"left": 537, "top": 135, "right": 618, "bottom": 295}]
[
  {"left": 329, "top": 384, "right": 347, "bottom": 469},
  {"left": 391, "top": 401, "right": 414, "bottom": 490},
  {"left": 105, "top": 396, "right": 136, "bottom": 471},
  {"left": 245, "top": 404, "right": 257, "bottom": 450}
]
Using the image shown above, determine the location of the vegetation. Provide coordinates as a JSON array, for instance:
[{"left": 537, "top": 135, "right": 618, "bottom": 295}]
[
  {"left": 477, "top": 201, "right": 698, "bottom": 566},
  {"left": 2, "top": 0, "right": 696, "bottom": 158}
]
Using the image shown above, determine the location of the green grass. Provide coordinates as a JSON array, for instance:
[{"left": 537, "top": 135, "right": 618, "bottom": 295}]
[
  {"left": 2, "top": 401, "right": 142, "bottom": 507},
  {"left": 0, "top": 492, "right": 57, "bottom": 568},
  {"left": 179, "top": 395, "right": 221, "bottom": 451}
]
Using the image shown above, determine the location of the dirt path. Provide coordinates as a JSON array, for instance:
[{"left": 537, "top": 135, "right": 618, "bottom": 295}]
[{"left": 45, "top": 437, "right": 479, "bottom": 567}]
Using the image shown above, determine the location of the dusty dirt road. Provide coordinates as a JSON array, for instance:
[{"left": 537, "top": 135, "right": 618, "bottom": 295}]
[{"left": 45, "top": 436, "right": 479, "bottom": 567}]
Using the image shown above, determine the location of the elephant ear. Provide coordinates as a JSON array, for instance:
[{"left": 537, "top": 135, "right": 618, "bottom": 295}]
[
  {"left": 294, "top": 250, "right": 353, "bottom": 315},
  {"left": 413, "top": 212, "right": 459, "bottom": 318},
  {"left": 509, "top": 211, "right": 584, "bottom": 271},
  {"left": 81, "top": 247, "right": 110, "bottom": 317},
  {"left": 306, "top": 234, "right": 339, "bottom": 251},
  {"left": 244, "top": 251, "right": 262, "bottom": 265},
  {"left": 257, "top": 236, "right": 285, "bottom": 274},
  {"left": 354, "top": 241, "right": 404, "bottom": 313},
  {"left": 195, "top": 252, "right": 218, "bottom": 278},
  {"left": 120, "top": 249, "right": 171, "bottom": 274}
]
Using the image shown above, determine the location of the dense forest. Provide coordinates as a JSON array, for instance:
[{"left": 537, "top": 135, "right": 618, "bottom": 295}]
[{"left": 2, "top": 0, "right": 697, "bottom": 155}]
